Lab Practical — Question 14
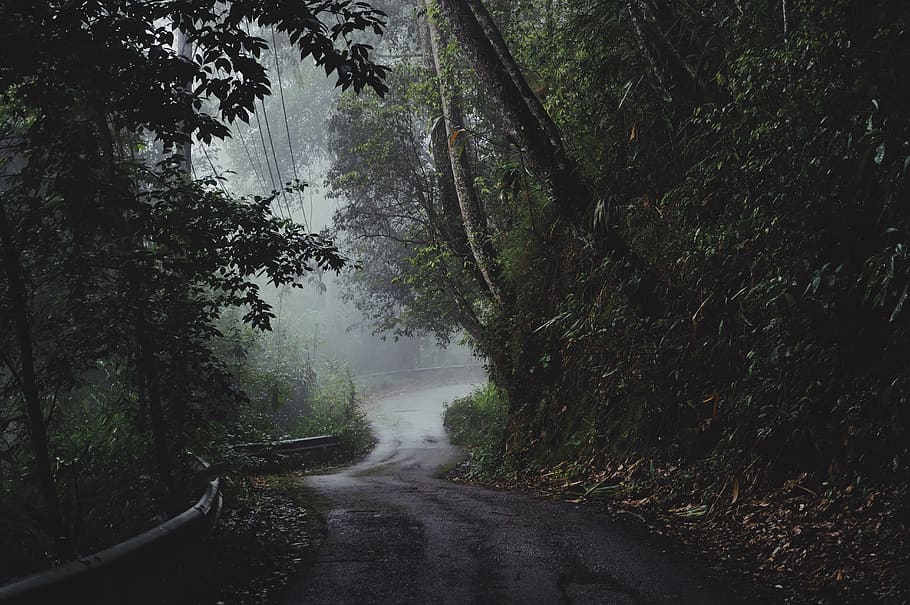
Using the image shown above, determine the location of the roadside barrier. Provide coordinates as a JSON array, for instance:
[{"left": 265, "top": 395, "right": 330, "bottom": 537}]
[
  {"left": 355, "top": 363, "right": 482, "bottom": 380},
  {"left": 0, "top": 457, "right": 221, "bottom": 604},
  {"left": 0, "top": 435, "right": 338, "bottom": 604},
  {"left": 232, "top": 434, "right": 340, "bottom": 456}
]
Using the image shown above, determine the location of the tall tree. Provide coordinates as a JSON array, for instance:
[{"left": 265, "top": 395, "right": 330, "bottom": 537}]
[
  {"left": 0, "top": 203, "right": 63, "bottom": 542},
  {"left": 424, "top": 11, "right": 508, "bottom": 306},
  {"left": 434, "top": 0, "right": 662, "bottom": 315},
  {"left": 0, "top": 0, "right": 388, "bottom": 541}
]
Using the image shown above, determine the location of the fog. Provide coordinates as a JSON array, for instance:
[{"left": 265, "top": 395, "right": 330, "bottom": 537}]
[{"left": 197, "top": 33, "right": 473, "bottom": 375}]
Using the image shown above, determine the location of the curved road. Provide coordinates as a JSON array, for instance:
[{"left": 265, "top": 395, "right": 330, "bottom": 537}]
[{"left": 282, "top": 383, "right": 762, "bottom": 604}]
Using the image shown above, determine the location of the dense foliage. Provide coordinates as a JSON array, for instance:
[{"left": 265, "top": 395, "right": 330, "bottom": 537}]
[
  {"left": 0, "top": 0, "right": 386, "bottom": 575},
  {"left": 442, "top": 384, "right": 507, "bottom": 476},
  {"left": 327, "top": 4, "right": 910, "bottom": 597},
  {"left": 330, "top": 0, "right": 910, "bottom": 493}
]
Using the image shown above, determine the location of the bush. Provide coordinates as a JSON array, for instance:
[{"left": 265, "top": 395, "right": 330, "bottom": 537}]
[
  {"left": 443, "top": 384, "right": 507, "bottom": 477},
  {"left": 293, "top": 361, "right": 373, "bottom": 457}
]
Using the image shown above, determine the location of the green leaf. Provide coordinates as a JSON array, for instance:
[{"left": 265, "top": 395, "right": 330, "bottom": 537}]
[{"left": 874, "top": 142, "right": 886, "bottom": 165}]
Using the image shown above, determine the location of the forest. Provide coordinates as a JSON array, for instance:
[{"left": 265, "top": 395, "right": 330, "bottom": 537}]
[
  {"left": 2, "top": 0, "right": 909, "bottom": 603},
  {"left": 333, "top": 1, "right": 909, "bottom": 596}
]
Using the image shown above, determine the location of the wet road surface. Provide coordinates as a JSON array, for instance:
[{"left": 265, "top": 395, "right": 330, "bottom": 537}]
[{"left": 282, "top": 383, "right": 762, "bottom": 604}]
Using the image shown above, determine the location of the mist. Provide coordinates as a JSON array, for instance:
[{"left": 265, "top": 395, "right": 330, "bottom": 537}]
[{"left": 198, "top": 25, "right": 474, "bottom": 376}]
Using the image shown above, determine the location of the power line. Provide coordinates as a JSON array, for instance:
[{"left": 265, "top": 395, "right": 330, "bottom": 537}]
[
  {"left": 259, "top": 96, "right": 294, "bottom": 221},
  {"left": 240, "top": 19, "right": 294, "bottom": 222},
  {"left": 243, "top": 19, "right": 280, "bottom": 209},
  {"left": 236, "top": 126, "right": 268, "bottom": 194},
  {"left": 252, "top": 105, "right": 278, "bottom": 193},
  {"left": 201, "top": 144, "right": 229, "bottom": 196},
  {"left": 271, "top": 26, "right": 309, "bottom": 230}
]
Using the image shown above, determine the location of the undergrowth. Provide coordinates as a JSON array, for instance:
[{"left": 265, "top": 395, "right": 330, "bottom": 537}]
[
  {"left": 292, "top": 361, "right": 374, "bottom": 459},
  {"left": 442, "top": 384, "right": 508, "bottom": 479}
]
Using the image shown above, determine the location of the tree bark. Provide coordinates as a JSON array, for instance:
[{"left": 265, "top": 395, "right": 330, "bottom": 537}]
[
  {"left": 0, "top": 203, "right": 64, "bottom": 540},
  {"left": 428, "top": 116, "right": 497, "bottom": 296},
  {"left": 435, "top": 0, "right": 664, "bottom": 316},
  {"left": 418, "top": 18, "right": 479, "bottom": 270},
  {"left": 425, "top": 12, "right": 508, "bottom": 307},
  {"left": 430, "top": 118, "right": 470, "bottom": 260},
  {"left": 465, "top": 0, "right": 566, "bottom": 171}
]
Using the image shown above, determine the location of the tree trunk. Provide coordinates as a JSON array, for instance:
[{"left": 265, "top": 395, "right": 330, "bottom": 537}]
[
  {"left": 437, "top": 259, "right": 486, "bottom": 343},
  {"left": 430, "top": 118, "right": 474, "bottom": 265},
  {"left": 465, "top": 0, "right": 566, "bottom": 173},
  {"left": 418, "top": 18, "right": 482, "bottom": 277},
  {"left": 134, "top": 302, "right": 175, "bottom": 497},
  {"left": 435, "top": 0, "right": 664, "bottom": 316},
  {"left": 425, "top": 12, "right": 508, "bottom": 307},
  {"left": 0, "top": 204, "right": 64, "bottom": 540}
]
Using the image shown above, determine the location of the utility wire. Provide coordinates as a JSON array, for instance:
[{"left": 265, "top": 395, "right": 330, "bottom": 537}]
[
  {"left": 259, "top": 96, "right": 295, "bottom": 221},
  {"left": 236, "top": 126, "right": 268, "bottom": 194},
  {"left": 201, "top": 144, "right": 229, "bottom": 196},
  {"left": 243, "top": 20, "right": 281, "bottom": 207},
  {"left": 241, "top": 19, "right": 294, "bottom": 221},
  {"left": 253, "top": 105, "right": 278, "bottom": 194},
  {"left": 271, "top": 26, "right": 309, "bottom": 230}
]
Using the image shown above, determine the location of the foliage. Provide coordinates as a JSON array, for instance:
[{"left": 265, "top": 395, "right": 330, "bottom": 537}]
[
  {"left": 335, "top": 0, "right": 910, "bottom": 503},
  {"left": 294, "top": 361, "right": 373, "bottom": 456},
  {"left": 442, "top": 384, "right": 507, "bottom": 477},
  {"left": 50, "top": 367, "right": 162, "bottom": 551},
  {"left": 327, "top": 61, "right": 487, "bottom": 343},
  {"left": 0, "top": 0, "right": 387, "bottom": 569},
  {"left": 207, "top": 314, "right": 373, "bottom": 459},
  {"left": 429, "top": 0, "right": 910, "bottom": 485}
]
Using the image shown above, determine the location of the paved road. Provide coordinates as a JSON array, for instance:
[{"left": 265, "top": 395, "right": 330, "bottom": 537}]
[{"left": 282, "top": 383, "right": 762, "bottom": 604}]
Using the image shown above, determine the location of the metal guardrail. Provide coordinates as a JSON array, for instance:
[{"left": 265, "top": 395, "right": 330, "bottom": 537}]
[
  {"left": 0, "top": 457, "right": 222, "bottom": 604},
  {"left": 0, "top": 435, "right": 338, "bottom": 603},
  {"left": 356, "top": 364, "right": 483, "bottom": 380},
  {"left": 232, "top": 434, "right": 340, "bottom": 456}
]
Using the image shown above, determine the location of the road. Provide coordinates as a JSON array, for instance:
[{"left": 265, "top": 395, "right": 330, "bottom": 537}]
[{"left": 282, "top": 383, "right": 763, "bottom": 604}]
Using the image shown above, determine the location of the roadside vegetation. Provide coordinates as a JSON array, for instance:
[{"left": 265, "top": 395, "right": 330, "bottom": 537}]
[
  {"left": 442, "top": 384, "right": 507, "bottom": 479},
  {"left": 4, "top": 0, "right": 910, "bottom": 602},
  {"left": 0, "top": 0, "right": 387, "bottom": 584},
  {"left": 0, "top": 309, "right": 373, "bottom": 583},
  {"left": 337, "top": 2, "right": 910, "bottom": 602}
]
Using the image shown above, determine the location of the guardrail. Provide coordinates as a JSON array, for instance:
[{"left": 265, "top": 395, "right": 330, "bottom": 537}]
[
  {"left": 233, "top": 434, "right": 340, "bottom": 456},
  {"left": 356, "top": 363, "right": 483, "bottom": 380},
  {"left": 0, "top": 435, "right": 338, "bottom": 604},
  {"left": 0, "top": 457, "right": 221, "bottom": 604}
]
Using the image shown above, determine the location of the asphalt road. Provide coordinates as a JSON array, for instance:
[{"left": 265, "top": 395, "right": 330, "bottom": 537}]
[{"left": 282, "top": 383, "right": 763, "bottom": 604}]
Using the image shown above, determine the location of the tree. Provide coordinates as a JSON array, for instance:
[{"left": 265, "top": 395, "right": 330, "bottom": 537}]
[
  {"left": 424, "top": 9, "right": 508, "bottom": 307},
  {"left": 334, "top": 0, "right": 910, "bottom": 497},
  {"left": 433, "top": 0, "right": 662, "bottom": 315},
  {"left": 0, "top": 0, "right": 387, "bottom": 545},
  {"left": 0, "top": 201, "right": 63, "bottom": 542},
  {"left": 327, "top": 60, "right": 488, "bottom": 345}
]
